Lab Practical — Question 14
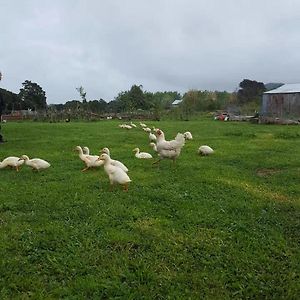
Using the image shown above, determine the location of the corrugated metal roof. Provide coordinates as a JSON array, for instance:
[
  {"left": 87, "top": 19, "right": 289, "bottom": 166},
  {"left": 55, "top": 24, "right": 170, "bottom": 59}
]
[
  {"left": 172, "top": 99, "right": 183, "bottom": 105},
  {"left": 264, "top": 83, "right": 300, "bottom": 94}
]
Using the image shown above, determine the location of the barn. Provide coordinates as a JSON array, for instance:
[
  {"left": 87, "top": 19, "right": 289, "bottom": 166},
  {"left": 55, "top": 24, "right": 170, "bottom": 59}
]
[{"left": 261, "top": 84, "right": 300, "bottom": 120}]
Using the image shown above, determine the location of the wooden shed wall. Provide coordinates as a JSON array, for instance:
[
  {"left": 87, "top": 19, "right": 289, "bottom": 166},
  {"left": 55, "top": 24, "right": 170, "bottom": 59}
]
[{"left": 261, "top": 93, "right": 300, "bottom": 119}]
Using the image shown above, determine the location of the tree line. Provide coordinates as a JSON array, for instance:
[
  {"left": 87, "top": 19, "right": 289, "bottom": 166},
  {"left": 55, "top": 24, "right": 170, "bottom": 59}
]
[{"left": 0, "top": 77, "right": 273, "bottom": 120}]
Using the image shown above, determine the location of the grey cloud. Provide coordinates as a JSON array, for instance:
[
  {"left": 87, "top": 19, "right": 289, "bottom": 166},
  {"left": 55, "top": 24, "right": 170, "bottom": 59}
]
[{"left": 1, "top": 0, "right": 300, "bottom": 103}]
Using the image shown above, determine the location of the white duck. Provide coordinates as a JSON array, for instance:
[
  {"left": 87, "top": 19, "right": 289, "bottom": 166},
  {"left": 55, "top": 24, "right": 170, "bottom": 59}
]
[
  {"left": 98, "top": 153, "right": 131, "bottom": 191},
  {"left": 130, "top": 122, "right": 137, "bottom": 128},
  {"left": 143, "top": 127, "right": 152, "bottom": 133},
  {"left": 140, "top": 122, "right": 147, "bottom": 127},
  {"left": 82, "top": 146, "right": 90, "bottom": 155},
  {"left": 0, "top": 156, "right": 24, "bottom": 171},
  {"left": 74, "top": 146, "right": 103, "bottom": 171},
  {"left": 198, "top": 145, "right": 214, "bottom": 156},
  {"left": 101, "top": 148, "right": 128, "bottom": 173},
  {"left": 133, "top": 148, "right": 153, "bottom": 159},
  {"left": 19, "top": 155, "right": 50, "bottom": 171},
  {"left": 149, "top": 142, "right": 157, "bottom": 152},
  {"left": 183, "top": 131, "right": 193, "bottom": 140},
  {"left": 154, "top": 129, "right": 185, "bottom": 163},
  {"left": 82, "top": 146, "right": 99, "bottom": 160},
  {"left": 149, "top": 132, "right": 157, "bottom": 142}
]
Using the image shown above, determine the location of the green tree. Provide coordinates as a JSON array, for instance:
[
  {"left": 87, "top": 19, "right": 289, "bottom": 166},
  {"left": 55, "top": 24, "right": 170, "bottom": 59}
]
[
  {"left": 153, "top": 91, "right": 181, "bottom": 110},
  {"left": 114, "top": 84, "right": 149, "bottom": 112},
  {"left": 19, "top": 80, "right": 47, "bottom": 110},
  {"left": 64, "top": 100, "right": 82, "bottom": 111},
  {"left": 114, "top": 91, "right": 131, "bottom": 112},
  {"left": 107, "top": 100, "right": 123, "bottom": 113},
  {"left": 181, "top": 90, "right": 198, "bottom": 120},
  {"left": 88, "top": 99, "right": 107, "bottom": 113},
  {"left": 237, "top": 79, "right": 266, "bottom": 104},
  {"left": 76, "top": 86, "right": 87, "bottom": 103},
  {"left": 128, "top": 84, "right": 148, "bottom": 110},
  {"left": 0, "top": 88, "right": 22, "bottom": 112}
]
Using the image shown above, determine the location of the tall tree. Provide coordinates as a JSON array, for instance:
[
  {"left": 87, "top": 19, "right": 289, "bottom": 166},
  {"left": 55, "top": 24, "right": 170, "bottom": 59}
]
[
  {"left": 76, "top": 86, "right": 87, "bottom": 103},
  {"left": 0, "top": 88, "right": 22, "bottom": 112},
  {"left": 19, "top": 80, "right": 47, "bottom": 110},
  {"left": 88, "top": 99, "right": 108, "bottom": 113},
  {"left": 237, "top": 79, "right": 266, "bottom": 104},
  {"left": 128, "top": 84, "right": 148, "bottom": 110},
  {"left": 115, "top": 84, "right": 149, "bottom": 111}
]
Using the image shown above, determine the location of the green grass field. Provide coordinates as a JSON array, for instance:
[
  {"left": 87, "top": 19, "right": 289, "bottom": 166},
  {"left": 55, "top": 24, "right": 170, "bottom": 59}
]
[{"left": 0, "top": 119, "right": 299, "bottom": 299}]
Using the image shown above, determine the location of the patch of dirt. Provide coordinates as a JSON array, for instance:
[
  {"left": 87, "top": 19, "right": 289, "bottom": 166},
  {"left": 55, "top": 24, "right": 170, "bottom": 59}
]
[{"left": 256, "top": 168, "right": 281, "bottom": 177}]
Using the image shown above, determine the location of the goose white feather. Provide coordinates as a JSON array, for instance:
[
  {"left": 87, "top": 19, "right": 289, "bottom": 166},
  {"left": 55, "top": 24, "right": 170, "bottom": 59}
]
[
  {"left": 198, "top": 145, "right": 214, "bottom": 156},
  {"left": 0, "top": 156, "right": 24, "bottom": 171},
  {"left": 98, "top": 153, "right": 131, "bottom": 191},
  {"left": 74, "top": 146, "right": 103, "bottom": 171},
  {"left": 149, "top": 132, "right": 157, "bottom": 142},
  {"left": 82, "top": 146, "right": 90, "bottom": 155},
  {"left": 82, "top": 146, "right": 99, "bottom": 160},
  {"left": 101, "top": 148, "right": 128, "bottom": 172},
  {"left": 19, "top": 155, "right": 50, "bottom": 170},
  {"left": 149, "top": 142, "right": 157, "bottom": 152},
  {"left": 183, "top": 131, "right": 193, "bottom": 140},
  {"left": 133, "top": 148, "right": 153, "bottom": 159}
]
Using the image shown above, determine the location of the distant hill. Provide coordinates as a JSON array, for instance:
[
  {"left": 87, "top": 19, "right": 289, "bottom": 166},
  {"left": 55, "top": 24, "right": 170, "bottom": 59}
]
[{"left": 264, "top": 82, "right": 284, "bottom": 91}]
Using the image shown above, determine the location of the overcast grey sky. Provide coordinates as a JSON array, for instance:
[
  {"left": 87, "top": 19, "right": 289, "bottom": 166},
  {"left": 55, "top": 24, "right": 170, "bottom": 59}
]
[{"left": 1, "top": 0, "right": 300, "bottom": 104}]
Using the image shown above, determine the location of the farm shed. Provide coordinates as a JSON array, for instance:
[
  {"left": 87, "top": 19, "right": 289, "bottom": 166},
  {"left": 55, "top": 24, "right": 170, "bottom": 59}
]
[{"left": 261, "top": 84, "right": 300, "bottom": 120}]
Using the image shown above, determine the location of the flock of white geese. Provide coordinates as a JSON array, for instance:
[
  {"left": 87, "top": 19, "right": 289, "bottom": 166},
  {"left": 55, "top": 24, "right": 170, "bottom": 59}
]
[{"left": 0, "top": 121, "right": 214, "bottom": 191}]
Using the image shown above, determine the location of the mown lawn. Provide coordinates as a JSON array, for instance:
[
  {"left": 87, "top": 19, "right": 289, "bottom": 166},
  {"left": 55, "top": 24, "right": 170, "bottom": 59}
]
[{"left": 0, "top": 119, "right": 299, "bottom": 299}]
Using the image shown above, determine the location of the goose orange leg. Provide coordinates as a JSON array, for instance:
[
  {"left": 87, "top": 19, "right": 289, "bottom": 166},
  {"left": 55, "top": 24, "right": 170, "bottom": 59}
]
[{"left": 123, "top": 183, "right": 129, "bottom": 192}]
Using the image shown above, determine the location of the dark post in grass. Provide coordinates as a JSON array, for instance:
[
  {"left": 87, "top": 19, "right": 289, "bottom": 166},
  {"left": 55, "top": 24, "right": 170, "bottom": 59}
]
[{"left": 0, "top": 71, "right": 5, "bottom": 143}]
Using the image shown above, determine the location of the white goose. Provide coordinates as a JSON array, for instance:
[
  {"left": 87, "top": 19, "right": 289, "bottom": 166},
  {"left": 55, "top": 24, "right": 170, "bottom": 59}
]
[
  {"left": 149, "top": 132, "right": 157, "bottom": 142},
  {"left": 98, "top": 153, "right": 131, "bottom": 191},
  {"left": 19, "top": 155, "right": 50, "bottom": 171},
  {"left": 183, "top": 131, "right": 193, "bottom": 140},
  {"left": 82, "top": 146, "right": 90, "bottom": 155},
  {"left": 0, "top": 156, "right": 24, "bottom": 171},
  {"left": 82, "top": 146, "right": 99, "bottom": 160},
  {"left": 133, "top": 148, "right": 153, "bottom": 159},
  {"left": 74, "top": 146, "right": 103, "bottom": 171},
  {"left": 149, "top": 142, "right": 157, "bottom": 152},
  {"left": 198, "top": 145, "right": 214, "bottom": 156},
  {"left": 101, "top": 148, "right": 128, "bottom": 173}
]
